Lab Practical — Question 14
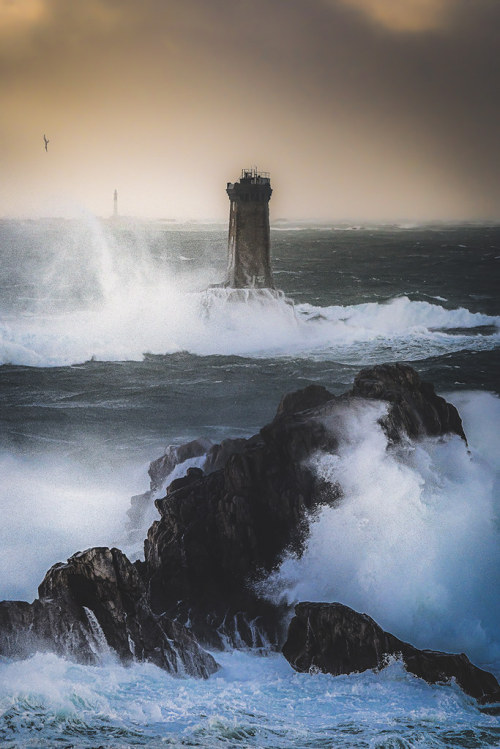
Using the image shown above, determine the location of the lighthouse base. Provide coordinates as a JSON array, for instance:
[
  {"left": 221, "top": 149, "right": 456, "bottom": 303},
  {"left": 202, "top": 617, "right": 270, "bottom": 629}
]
[{"left": 201, "top": 286, "right": 295, "bottom": 318}]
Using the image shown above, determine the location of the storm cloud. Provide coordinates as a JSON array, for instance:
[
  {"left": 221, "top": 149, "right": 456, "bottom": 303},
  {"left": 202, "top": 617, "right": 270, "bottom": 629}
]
[{"left": 1, "top": 0, "right": 499, "bottom": 220}]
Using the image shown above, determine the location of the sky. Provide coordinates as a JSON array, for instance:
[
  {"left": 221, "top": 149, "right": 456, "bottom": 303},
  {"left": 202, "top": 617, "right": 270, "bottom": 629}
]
[{"left": 1, "top": 0, "right": 499, "bottom": 222}]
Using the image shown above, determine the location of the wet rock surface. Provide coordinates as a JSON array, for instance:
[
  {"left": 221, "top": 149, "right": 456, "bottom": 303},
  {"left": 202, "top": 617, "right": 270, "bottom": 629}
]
[
  {"left": 0, "top": 364, "right": 477, "bottom": 689},
  {"left": 143, "top": 365, "right": 466, "bottom": 648},
  {"left": 148, "top": 438, "right": 213, "bottom": 493},
  {"left": 0, "top": 547, "right": 218, "bottom": 678},
  {"left": 283, "top": 602, "right": 500, "bottom": 703},
  {"left": 352, "top": 362, "right": 466, "bottom": 443}
]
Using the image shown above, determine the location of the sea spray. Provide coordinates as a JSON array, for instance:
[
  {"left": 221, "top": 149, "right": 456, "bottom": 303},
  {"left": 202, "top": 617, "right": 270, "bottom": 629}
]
[
  {"left": 0, "top": 219, "right": 498, "bottom": 366},
  {"left": 1, "top": 292, "right": 498, "bottom": 367},
  {"left": 264, "top": 391, "right": 500, "bottom": 667},
  {"left": 83, "top": 607, "right": 113, "bottom": 660},
  {"left": 0, "top": 447, "right": 147, "bottom": 601},
  {"left": 0, "top": 221, "right": 499, "bottom": 747},
  {"left": 1, "top": 650, "right": 498, "bottom": 748}
]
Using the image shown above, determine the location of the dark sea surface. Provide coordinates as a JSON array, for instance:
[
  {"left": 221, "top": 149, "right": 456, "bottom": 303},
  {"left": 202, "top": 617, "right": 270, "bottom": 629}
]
[{"left": 0, "top": 219, "right": 499, "bottom": 748}]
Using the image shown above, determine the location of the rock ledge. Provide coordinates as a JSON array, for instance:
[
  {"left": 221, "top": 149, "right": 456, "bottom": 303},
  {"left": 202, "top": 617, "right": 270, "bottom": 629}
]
[{"left": 283, "top": 602, "right": 500, "bottom": 703}]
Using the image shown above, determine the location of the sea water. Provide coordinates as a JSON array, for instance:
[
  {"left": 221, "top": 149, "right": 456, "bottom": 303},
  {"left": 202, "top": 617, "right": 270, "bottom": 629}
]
[{"left": 0, "top": 218, "right": 499, "bottom": 747}]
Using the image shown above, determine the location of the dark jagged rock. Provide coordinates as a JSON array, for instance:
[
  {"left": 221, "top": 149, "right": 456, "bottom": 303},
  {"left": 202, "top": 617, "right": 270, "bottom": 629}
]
[
  {"left": 0, "top": 598, "right": 99, "bottom": 663},
  {"left": 127, "top": 437, "right": 213, "bottom": 535},
  {"left": 148, "top": 437, "right": 213, "bottom": 492},
  {"left": 144, "top": 365, "right": 463, "bottom": 648},
  {"left": 274, "top": 383, "right": 335, "bottom": 419},
  {"left": 352, "top": 362, "right": 466, "bottom": 443},
  {"left": 166, "top": 466, "right": 204, "bottom": 495},
  {"left": 0, "top": 547, "right": 218, "bottom": 678},
  {"left": 204, "top": 435, "right": 261, "bottom": 474},
  {"left": 129, "top": 386, "right": 334, "bottom": 538},
  {"left": 144, "top": 401, "right": 342, "bottom": 647},
  {"left": 282, "top": 602, "right": 500, "bottom": 703},
  {"left": 1, "top": 364, "right": 472, "bottom": 667}
]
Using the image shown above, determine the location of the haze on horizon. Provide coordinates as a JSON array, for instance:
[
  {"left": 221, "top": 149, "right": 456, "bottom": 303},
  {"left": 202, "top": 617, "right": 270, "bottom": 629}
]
[{"left": 1, "top": 0, "right": 499, "bottom": 222}]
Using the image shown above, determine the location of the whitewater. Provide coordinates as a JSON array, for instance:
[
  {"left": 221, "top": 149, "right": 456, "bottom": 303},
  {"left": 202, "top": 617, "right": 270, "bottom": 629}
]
[{"left": 0, "top": 218, "right": 499, "bottom": 747}]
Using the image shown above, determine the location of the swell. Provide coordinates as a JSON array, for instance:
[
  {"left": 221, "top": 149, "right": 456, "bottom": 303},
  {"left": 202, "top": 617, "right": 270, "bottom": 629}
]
[{"left": 0, "top": 294, "right": 498, "bottom": 367}]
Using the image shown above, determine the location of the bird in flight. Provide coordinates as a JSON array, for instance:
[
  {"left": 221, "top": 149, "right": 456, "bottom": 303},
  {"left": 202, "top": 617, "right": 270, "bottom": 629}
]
[{"left": 43, "top": 134, "right": 49, "bottom": 151}]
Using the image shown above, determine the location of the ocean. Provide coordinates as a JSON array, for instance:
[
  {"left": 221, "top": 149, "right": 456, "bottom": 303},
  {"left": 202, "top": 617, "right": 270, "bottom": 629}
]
[{"left": 0, "top": 218, "right": 499, "bottom": 748}]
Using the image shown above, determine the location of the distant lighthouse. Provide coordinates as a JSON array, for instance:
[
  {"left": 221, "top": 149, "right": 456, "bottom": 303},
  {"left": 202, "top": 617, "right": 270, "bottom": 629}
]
[
  {"left": 113, "top": 189, "right": 118, "bottom": 218},
  {"left": 225, "top": 168, "right": 274, "bottom": 289}
]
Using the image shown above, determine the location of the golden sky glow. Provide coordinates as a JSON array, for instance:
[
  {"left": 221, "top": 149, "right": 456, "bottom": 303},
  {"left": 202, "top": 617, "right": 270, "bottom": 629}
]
[
  {"left": 0, "top": 0, "right": 46, "bottom": 28},
  {"left": 1, "top": 0, "right": 499, "bottom": 221},
  {"left": 337, "top": 0, "right": 452, "bottom": 32}
]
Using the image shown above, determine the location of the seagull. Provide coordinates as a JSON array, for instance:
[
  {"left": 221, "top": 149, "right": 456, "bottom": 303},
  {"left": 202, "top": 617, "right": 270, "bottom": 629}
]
[{"left": 43, "top": 134, "right": 49, "bottom": 151}]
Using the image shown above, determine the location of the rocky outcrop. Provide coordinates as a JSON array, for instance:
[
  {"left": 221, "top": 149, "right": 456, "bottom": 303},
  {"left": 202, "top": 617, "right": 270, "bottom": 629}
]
[
  {"left": 0, "top": 598, "right": 98, "bottom": 663},
  {"left": 148, "top": 438, "right": 213, "bottom": 493},
  {"left": 274, "top": 383, "right": 335, "bottom": 419},
  {"left": 282, "top": 602, "right": 500, "bottom": 702},
  {"left": 204, "top": 435, "right": 261, "bottom": 474},
  {"left": 144, "top": 366, "right": 466, "bottom": 648},
  {"left": 0, "top": 364, "right": 472, "bottom": 675},
  {"left": 127, "top": 438, "right": 213, "bottom": 535},
  {"left": 352, "top": 362, "right": 466, "bottom": 443},
  {"left": 0, "top": 547, "right": 218, "bottom": 678}
]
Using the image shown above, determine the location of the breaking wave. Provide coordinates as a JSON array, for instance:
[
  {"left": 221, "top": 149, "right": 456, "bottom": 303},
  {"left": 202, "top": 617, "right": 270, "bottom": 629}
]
[
  {"left": 0, "top": 217, "right": 497, "bottom": 367},
  {"left": 0, "top": 292, "right": 498, "bottom": 368},
  {"left": 263, "top": 390, "right": 500, "bottom": 668},
  {"left": 1, "top": 649, "right": 497, "bottom": 748}
]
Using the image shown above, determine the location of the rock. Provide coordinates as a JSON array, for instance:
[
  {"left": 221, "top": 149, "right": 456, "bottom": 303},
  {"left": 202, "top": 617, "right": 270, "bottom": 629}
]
[
  {"left": 282, "top": 602, "right": 500, "bottom": 702},
  {"left": 0, "top": 598, "right": 99, "bottom": 664},
  {"left": 127, "top": 437, "right": 213, "bottom": 536},
  {"left": 1, "top": 364, "right": 471, "bottom": 664},
  {"left": 144, "top": 407, "right": 337, "bottom": 647},
  {"left": 144, "top": 364, "right": 465, "bottom": 648},
  {"left": 204, "top": 435, "right": 261, "bottom": 474},
  {"left": 148, "top": 437, "right": 213, "bottom": 492},
  {"left": 0, "top": 547, "right": 218, "bottom": 678},
  {"left": 274, "top": 383, "right": 335, "bottom": 419},
  {"left": 352, "top": 362, "right": 466, "bottom": 443},
  {"left": 166, "top": 466, "right": 204, "bottom": 495}
]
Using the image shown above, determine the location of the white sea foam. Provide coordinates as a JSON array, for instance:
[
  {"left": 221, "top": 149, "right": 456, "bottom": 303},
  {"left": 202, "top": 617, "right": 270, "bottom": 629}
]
[
  {"left": 0, "top": 649, "right": 496, "bottom": 748},
  {"left": 0, "top": 290, "right": 498, "bottom": 367},
  {"left": 264, "top": 391, "right": 500, "bottom": 668},
  {"left": 0, "top": 218, "right": 498, "bottom": 366}
]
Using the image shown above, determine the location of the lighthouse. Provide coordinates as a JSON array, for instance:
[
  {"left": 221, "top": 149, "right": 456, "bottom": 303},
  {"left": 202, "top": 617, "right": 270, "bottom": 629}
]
[
  {"left": 113, "top": 189, "right": 118, "bottom": 218},
  {"left": 225, "top": 168, "right": 274, "bottom": 289}
]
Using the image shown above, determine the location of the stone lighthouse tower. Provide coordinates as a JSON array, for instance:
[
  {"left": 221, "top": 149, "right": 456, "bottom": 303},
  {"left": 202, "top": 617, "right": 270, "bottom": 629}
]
[{"left": 225, "top": 168, "right": 274, "bottom": 289}]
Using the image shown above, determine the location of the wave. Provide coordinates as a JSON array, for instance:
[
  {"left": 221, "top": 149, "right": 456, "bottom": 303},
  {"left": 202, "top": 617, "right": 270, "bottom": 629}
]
[
  {"left": 0, "top": 292, "right": 498, "bottom": 368},
  {"left": 0, "top": 650, "right": 496, "bottom": 748},
  {"left": 0, "top": 218, "right": 497, "bottom": 367},
  {"left": 262, "top": 391, "right": 500, "bottom": 668}
]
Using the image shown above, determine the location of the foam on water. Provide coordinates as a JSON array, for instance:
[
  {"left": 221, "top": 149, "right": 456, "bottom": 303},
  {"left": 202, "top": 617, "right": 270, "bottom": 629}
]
[
  {"left": 1, "top": 649, "right": 498, "bottom": 748},
  {"left": 1, "top": 220, "right": 499, "bottom": 746},
  {"left": 1, "top": 290, "right": 498, "bottom": 367},
  {"left": 264, "top": 391, "right": 500, "bottom": 668},
  {"left": 0, "top": 218, "right": 498, "bottom": 366}
]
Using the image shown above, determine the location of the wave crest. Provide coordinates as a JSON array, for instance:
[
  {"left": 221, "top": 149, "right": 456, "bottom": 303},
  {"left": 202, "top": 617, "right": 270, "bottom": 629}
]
[{"left": 0, "top": 293, "right": 498, "bottom": 367}]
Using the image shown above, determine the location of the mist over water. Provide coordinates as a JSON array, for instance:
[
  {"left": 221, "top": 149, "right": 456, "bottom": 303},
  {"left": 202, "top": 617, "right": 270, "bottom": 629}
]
[
  {"left": 0, "top": 219, "right": 499, "bottom": 747},
  {"left": 0, "top": 445, "right": 148, "bottom": 601},
  {"left": 0, "top": 218, "right": 498, "bottom": 366}
]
